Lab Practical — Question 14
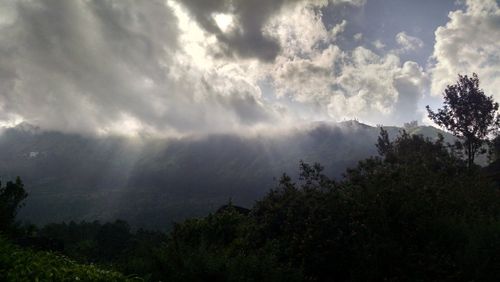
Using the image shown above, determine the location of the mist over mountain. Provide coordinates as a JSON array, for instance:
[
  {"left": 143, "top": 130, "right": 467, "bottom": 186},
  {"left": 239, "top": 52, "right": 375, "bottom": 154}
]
[{"left": 0, "top": 121, "right": 451, "bottom": 229}]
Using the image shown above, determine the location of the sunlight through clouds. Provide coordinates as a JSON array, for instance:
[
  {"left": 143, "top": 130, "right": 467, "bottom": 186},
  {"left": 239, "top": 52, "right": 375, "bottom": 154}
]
[
  {"left": 213, "top": 13, "right": 235, "bottom": 33},
  {"left": 0, "top": 0, "right": 486, "bottom": 136}
]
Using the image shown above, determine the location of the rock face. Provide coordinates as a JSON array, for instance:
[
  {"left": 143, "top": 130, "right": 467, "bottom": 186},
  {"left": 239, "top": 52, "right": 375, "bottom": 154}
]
[{"left": 0, "top": 121, "right": 452, "bottom": 229}]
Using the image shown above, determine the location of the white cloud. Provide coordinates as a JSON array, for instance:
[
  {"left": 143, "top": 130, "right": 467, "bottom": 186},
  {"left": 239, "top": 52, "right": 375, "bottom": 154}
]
[
  {"left": 395, "top": 32, "right": 424, "bottom": 52},
  {"left": 372, "top": 39, "right": 386, "bottom": 50},
  {"left": 264, "top": 3, "right": 345, "bottom": 58},
  {"left": 430, "top": 0, "right": 500, "bottom": 98},
  {"left": 262, "top": 2, "right": 427, "bottom": 125},
  {"left": 330, "top": 48, "right": 427, "bottom": 123}
]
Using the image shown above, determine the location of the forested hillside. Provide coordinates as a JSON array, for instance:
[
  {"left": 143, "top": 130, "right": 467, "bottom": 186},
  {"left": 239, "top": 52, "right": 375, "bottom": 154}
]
[{"left": 0, "top": 121, "right": 451, "bottom": 228}]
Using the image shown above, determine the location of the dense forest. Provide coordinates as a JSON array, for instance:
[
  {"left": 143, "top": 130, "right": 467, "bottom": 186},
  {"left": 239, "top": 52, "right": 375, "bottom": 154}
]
[{"left": 2, "top": 74, "right": 500, "bottom": 281}]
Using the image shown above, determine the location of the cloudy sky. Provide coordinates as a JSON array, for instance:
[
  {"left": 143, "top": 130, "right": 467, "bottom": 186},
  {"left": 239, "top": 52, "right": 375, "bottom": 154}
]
[{"left": 0, "top": 0, "right": 499, "bottom": 136}]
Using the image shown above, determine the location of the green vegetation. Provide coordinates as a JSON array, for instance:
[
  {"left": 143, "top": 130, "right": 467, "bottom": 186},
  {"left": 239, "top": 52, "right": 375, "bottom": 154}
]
[
  {"left": 0, "top": 236, "right": 136, "bottom": 282},
  {"left": 37, "top": 220, "right": 167, "bottom": 280}
]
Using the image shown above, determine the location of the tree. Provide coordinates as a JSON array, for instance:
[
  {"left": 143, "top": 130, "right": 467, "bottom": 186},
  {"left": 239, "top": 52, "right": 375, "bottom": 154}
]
[
  {"left": 427, "top": 73, "right": 500, "bottom": 168},
  {"left": 0, "top": 177, "right": 28, "bottom": 233},
  {"left": 96, "top": 220, "right": 131, "bottom": 261},
  {"left": 488, "top": 136, "right": 499, "bottom": 162},
  {"left": 403, "top": 120, "right": 418, "bottom": 131}
]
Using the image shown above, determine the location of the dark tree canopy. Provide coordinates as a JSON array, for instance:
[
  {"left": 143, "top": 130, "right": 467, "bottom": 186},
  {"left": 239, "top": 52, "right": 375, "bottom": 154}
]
[
  {"left": 0, "top": 177, "right": 28, "bottom": 233},
  {"left": 427, "top": 73, "right": 500, "bottom": 167},
  {"left": 489, "top": 135, "right": 500, "bottom": 163}
]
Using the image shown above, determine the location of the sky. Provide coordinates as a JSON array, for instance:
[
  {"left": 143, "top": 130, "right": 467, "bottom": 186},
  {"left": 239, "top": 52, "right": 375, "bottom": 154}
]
[{"left": 0, "top": 0, "right": 499, "bottom": 137}]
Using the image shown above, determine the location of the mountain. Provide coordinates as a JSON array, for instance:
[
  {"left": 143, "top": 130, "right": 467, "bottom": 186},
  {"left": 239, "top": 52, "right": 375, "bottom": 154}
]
[{"left": 0, "top": 121, "right": 453, "bottom": 229}]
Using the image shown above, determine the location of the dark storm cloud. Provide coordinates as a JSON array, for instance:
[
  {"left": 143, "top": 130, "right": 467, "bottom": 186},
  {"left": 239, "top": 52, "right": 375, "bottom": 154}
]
[
  {"left": 179, "top": 0, "right": 295, "bottom": 62},
  {"left": 0, "top": 0, "right": 279, "bottom": 135},
  {"left": 0, "top": 0, "right": 180, "bottom": 133}
]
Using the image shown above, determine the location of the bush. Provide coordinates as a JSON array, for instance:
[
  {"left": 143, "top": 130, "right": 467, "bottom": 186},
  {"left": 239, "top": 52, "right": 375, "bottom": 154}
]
[
  {"left": 0, "top": 236, "right": 137, "bottom": 282},
  {"left": 156, "top": 207, "right": 303, "bottom": 282}
]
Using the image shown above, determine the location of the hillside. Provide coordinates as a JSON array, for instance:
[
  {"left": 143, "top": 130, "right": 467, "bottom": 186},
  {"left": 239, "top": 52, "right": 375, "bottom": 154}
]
[{"left": 0, "top": 121, "right": 453, "bottom": 229}]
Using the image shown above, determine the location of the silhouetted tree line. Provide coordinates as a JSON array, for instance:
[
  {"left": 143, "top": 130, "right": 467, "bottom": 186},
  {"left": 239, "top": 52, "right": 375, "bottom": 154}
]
[{"left": 1, "top": 73, "right": 500, "bottom": 281}]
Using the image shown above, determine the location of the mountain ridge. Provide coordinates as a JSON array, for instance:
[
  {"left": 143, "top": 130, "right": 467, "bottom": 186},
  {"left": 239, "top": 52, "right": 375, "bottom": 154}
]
[{"left": 0, "top": 121, "right": 455, "bottom": 229}]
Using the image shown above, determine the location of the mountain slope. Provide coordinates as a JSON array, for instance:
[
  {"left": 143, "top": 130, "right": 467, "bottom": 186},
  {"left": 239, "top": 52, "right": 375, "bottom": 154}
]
[{"left": 0, "top": 121, "right": 453, "bottom": 229}]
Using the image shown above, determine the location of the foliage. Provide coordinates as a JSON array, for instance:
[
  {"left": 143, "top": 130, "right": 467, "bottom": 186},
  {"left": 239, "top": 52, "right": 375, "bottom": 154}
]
[
  {"left": 5, "top": 129, "right": 500, "bottom": 281},
  {"left": 0, "top": 177, "right": 27, "bottom": 235},
  {"left": 427, "top": 73, "right": 500, "bottom": 167},
  {"left": 125, "top": 130, "right": 499, "bottom": 281},
  {"left": 0, "top": 236, "right": 136, "bottom": 282},
  {"left": 489, "top": 135, "right": 500, "bottom": 163},
  {"left": 403, "top": 120, "right": 418, "bottom": 130},
  {"left": 28, "top": 211, "right": 301, "bottom": 281},
  {"left": 250, "top": 130, "right": 500, "bottom": 281},
  {"left": 157, "top": 206, "right": 302, "bottom": 282},
  {"left": 38, "top": 220, "right": 167, "bottom": 280}
]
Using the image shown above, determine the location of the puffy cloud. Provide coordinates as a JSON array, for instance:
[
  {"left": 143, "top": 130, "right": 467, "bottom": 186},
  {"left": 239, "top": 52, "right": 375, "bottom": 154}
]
[
  {"left": 372, "top": 39, "right": 386, "bottom": 50},
  {"left": 264, "top": 2, "right": 346, "bottom": 104},
  {"left": 430, "top": 0, "right": 500, "bottom": 98},
  {"left": 395, "top": 32, "right": 424, "bottom": 52},
  {"left": 264, "top": 3, "right": 346, "bottom": 57},
  {"left": 330, "top": 48, "right": 427, "bottom": 123},
  {"left": 393, "top": 61, "right": 428, "bottom": 122},
  {"left": 262, "top": 2, "right": 427, "bottom": 125}
]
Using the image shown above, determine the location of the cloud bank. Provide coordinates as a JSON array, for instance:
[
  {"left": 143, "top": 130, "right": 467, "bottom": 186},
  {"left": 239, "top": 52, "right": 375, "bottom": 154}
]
[
  {"left": 0, "top": 0, "right": 497, "bottom": 136},
  {"left": 0, "top": 0, "right": 290, "bottom": 136}
]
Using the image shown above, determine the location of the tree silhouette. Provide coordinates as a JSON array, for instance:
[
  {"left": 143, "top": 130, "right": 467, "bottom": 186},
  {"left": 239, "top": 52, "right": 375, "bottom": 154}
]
[
  {"left": 0, "top": 177, "right": 28, "bottom": 233},
  {"left": 427, "top": 73, "right": 500, "bottom": 168}
]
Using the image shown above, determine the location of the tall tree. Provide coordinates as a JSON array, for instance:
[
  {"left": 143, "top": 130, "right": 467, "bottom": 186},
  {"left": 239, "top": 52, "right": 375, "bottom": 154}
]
[
  {"left": 0, "top": 177, "right": 28, "bottom": 232},
  {"left": 427, "top": 73, "right": 500, "bottom": 168}
]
